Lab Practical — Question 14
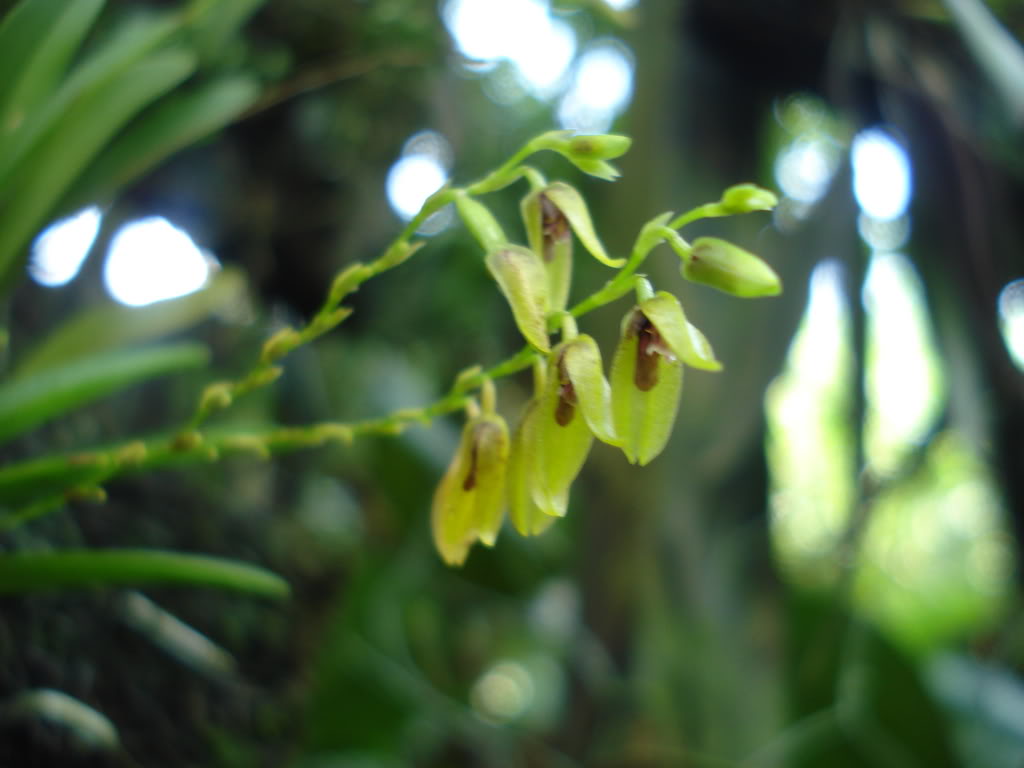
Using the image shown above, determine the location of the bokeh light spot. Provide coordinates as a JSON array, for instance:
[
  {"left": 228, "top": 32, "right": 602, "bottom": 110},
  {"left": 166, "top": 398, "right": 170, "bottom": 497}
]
[
  {"left": 557, "top": 40, "right": 634, "bottom": 133},
  {"left": 863, "top": 251, "right": 943, "bottom": 474},
  {"left": 103, "top": 217, "right": 215, "bottom": 307},
  {"left": 774, "top": 138, "right": 838, "bottom": 204},
  {"left": 443, "top": 0, "right": 576, "bottom": 96},
  {"left": 997, "top": 278, "right": 1024, "bottom": 371},
  {"left": 852, "top": 127, "right": 912, "bottom": 221},
  {"left": 858, "top": 212, "right": 910, "bottom": 251},
  {"left": 385, "top": 131, "right": 452, "bottom": 231},
  {"left": 386, "top": 155, "right": 447, "bottom": 221},
  {"left": 29, "top": 206, "right": 102, "bottom": 287},
  {"left": 471, "top": 660, "right": 535, "bottom": 723}
]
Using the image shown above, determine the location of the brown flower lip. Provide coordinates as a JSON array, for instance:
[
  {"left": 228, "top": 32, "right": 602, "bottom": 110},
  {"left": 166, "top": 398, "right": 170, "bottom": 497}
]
[
  {"left": 540, "top": 193, "right": 570, "bottom": 263},
  {"left": 554, "top": 350, "right": 579, "bottom": 426},
  {"left": 630, "top": 312, "right": 676, "bottom": 392}
]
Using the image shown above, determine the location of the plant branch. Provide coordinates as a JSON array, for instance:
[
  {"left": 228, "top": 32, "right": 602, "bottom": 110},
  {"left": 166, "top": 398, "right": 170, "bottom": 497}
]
[{"left": 0, "top": 133, "right": 756, "bottom": 530}]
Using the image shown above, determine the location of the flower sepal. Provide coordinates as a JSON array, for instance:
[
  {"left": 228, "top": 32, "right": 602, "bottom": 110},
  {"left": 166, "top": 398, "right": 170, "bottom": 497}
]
[
  {"left": 431, "top": 385, "right": 510, "bottom": 566},
  {"left": 485, "top": 245, "right": 552, "bottom": 352}
]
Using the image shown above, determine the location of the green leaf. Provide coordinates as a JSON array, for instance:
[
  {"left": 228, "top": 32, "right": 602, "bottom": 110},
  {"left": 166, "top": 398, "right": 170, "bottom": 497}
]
[
  {"left": 185, "top": 0, "right": 267, "bottom": 64},
  {"left": 13, "top": 268, "right": 246, "bottom": 378},
  {"left": 0, "top": 14, "right": 191, "bottom": 286},
  {"left": 0, "top": 342, "right": 209, "bottom": 445},
  {"left": 0, "top": 0, "right": 106, "bottom": 137},
  {"left": 0, "top": 11, "right": 180, "bottom": 190},
  {"left": 61, "top": 76, "right": 260, "bottom": 213},
  {"left": 0, "top": 549, "right": 289, "bottom": 597}
]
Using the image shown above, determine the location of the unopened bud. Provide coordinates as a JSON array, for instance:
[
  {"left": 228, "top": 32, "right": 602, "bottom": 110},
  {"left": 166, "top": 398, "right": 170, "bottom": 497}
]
[
  {"left": 718, "top": 183, "right": 778, "bottom": 214},
  {"left": 115, "top": 441, "right": 148, "bottom": 467},
  {"left": 328, "top": 262, "right": 372, "bottom": 306},
  {"left": 378, "top": 240, "right": 424, "bottom": 271},
  {"left": 66, "top": 485, "right": 107, "bottom": 504},
  {"left": 199, "top": 381, "right": 233, "bottom": 416},
  {"left": 534, "top": 131, "right": 632, "bottom": 181},
  {"left": 567, "top": 134, "right": 632, "bottom": 160},
  {"left": 683, "top": 237, "right": 781, "bottom": 298},
  {"left": 260, "top": 327, "right": 301, "bottom": 364}
]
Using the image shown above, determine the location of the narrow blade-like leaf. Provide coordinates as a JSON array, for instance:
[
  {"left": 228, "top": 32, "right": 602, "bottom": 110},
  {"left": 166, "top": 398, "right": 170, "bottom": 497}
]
[
  {"left": 0, "top": 549, "right": 289, "bottom": 598},
  {"left": 0, "top": 342, "right": 209, "bottom": 445}
]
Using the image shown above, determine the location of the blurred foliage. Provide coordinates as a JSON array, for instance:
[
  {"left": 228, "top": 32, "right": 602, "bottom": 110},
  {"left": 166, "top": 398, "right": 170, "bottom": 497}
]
[{"left": 2, "top": 0, "right": 1024, "bottom": 767}]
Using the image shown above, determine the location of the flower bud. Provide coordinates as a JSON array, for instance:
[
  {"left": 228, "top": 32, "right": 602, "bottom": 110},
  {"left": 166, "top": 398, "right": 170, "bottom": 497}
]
[
  {"left": 567, "top": 134, "right": 632, "bottom": 160},
  {"left": 432, "top": 411, "right": 510, "bottom": 566},
  {"left": 610, "top": 294, "right": 690, "bottom": 465},
  {"left": 683, "top": 237, "right": 781, "bottom": 298},
  {"left": 533, "top": 131, "right": 632, "bottom": 181},
  {"left": 455, "top": 193, "right": 507, "bottom": 253},
  {"left": 328, "top": 262, "right": 373, "bottom": 306},
  {"left": 198, "top": 381, "right": 233, "bottom": 416},
  {"left": 485, "top": 245, "right": 551, "bottom": 352},
  {"left": 718, "top": 183, "right": 778, "bottom": 214},
  {"left": 377, "top": 239, "right": 425, "bottom": 271},
  {"left": 260, "top": 327, "right": 301, "bottom": 364}
]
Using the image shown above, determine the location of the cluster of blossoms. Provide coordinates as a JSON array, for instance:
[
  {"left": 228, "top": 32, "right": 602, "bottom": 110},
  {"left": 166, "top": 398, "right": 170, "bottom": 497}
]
[{"left": 432, "top": 132, "right": 780, "bottom": 566}]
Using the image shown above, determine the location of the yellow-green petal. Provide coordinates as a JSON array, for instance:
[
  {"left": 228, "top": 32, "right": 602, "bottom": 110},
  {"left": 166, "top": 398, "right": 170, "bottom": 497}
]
[
  {"left": 638, "top": 291, "right": 722, "bottom": 371},
  {"left": 529, "top": 348, "right": 594, "bottom": 516},
  {"left": 486, "top": 245, "right": 551, "bottom": 352},
  {"left": 431, "top": 423, "right": 477, "bottom": 566},
  {"left": 521, "top": 188, "right": 573, "bottom": 312},
  {"left": 610, "top": 309, "right": 684, "bottom": 466},
  {"left": 471, "top": 416, "right": 510, "bottom": 546},
  {"left": 430, "top": 414, "right": 509, "bottom": 565},
  {"left": 544, "top": 182, "right": 624, "bottom": 268},
  {"left": 508, "top": 400, "right": 556, "bottom": 536},
  {"left": 561, "top": 334, "right": 618, "bottom": 445}
]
